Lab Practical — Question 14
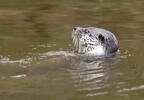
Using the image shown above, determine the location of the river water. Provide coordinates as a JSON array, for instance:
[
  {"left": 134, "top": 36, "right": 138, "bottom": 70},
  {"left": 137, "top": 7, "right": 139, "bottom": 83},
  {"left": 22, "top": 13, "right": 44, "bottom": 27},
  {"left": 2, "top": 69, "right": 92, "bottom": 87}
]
[{"left": 0, "top": 0, "right": 144, "bottom": 100}]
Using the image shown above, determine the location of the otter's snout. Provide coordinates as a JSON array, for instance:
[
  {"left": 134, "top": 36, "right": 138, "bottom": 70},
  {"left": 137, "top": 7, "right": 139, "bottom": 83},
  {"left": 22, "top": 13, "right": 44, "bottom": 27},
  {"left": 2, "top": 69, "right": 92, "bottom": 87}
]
[
  {"left": 73, "top": 27, "right": 81, "bottom": 31},
  {"left": 72, "top": 27, "right": 81, "bottom": 37}
]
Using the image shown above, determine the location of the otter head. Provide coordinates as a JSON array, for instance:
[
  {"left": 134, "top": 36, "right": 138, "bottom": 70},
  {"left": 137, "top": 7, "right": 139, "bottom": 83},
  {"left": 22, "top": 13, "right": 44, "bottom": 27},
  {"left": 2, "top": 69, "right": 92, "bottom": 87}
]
[{"left": 72, "top": 27, "right": 119, "bottom": 56}]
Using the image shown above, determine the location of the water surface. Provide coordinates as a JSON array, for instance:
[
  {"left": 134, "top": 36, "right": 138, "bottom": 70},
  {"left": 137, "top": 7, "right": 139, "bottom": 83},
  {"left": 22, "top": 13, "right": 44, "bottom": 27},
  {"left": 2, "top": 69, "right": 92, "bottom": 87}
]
[{"left": 0, "top": 0, "right": 144, "bottom": 100}]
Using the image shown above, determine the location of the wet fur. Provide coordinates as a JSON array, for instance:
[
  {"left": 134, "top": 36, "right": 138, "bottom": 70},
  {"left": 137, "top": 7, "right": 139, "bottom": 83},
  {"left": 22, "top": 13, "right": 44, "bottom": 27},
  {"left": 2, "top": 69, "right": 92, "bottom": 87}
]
[{"left": 72, "top": 27, "right": 119, "bottom": 57}]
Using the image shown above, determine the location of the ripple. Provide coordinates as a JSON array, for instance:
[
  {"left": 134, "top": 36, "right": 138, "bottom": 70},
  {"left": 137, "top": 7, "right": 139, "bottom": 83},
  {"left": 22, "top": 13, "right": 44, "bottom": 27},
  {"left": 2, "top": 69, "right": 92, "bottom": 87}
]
[
  {"left": 117, "top": 85, "right": 144, "bottom": 92},
  {"left": 0, "top": 56, "right": 32, "bottom": 64},
  {"left": 10, "top": 74, "right": 26, "bottom": 79},
  {"left": 38, "top": 43, "right": 56, "bottom": 48},
  {"left": 119, "top": 49, "right": 132, "bottom": 59},
  {"left": 0, "top": 51, "right": 75, "bottom": 66},
  {"left": 85, "top": 84, "right": 144, "bottom": 97},
  {"left": 39, "top": 51, "right": 76, "bottom": 57}
]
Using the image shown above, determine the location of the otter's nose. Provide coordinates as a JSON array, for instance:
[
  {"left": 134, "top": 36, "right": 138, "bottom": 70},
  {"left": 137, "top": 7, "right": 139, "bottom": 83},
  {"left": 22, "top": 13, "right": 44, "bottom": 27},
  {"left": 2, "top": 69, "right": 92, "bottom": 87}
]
[{"left": 73, "top": 27, "right": 77, "bottom": 30}]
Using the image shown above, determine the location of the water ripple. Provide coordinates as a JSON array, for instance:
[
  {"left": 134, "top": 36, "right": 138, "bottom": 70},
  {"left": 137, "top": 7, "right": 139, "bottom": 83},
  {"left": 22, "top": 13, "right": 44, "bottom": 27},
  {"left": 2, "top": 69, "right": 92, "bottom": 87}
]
[
  {"left": 86, "top": 84, "right": 144, "bottom": 97},
  {"left": 10, "top": 74, "right": 27, "bottom": 79},
  {"left": 0, "top": 56, "right": 32, "bottom": 64}
]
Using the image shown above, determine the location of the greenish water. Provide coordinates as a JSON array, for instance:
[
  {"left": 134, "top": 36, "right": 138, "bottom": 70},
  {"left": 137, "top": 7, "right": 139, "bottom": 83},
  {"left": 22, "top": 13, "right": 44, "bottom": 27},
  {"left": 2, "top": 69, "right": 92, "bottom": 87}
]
[{"left": 0, "top": 0, "right": 144, "bottom": 100}]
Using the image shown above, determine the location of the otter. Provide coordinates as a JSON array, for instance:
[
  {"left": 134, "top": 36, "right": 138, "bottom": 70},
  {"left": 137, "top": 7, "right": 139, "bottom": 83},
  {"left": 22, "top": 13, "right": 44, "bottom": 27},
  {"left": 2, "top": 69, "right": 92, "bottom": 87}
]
[{"left": 72, "top": 27, "right": 119, "bottom": 57}]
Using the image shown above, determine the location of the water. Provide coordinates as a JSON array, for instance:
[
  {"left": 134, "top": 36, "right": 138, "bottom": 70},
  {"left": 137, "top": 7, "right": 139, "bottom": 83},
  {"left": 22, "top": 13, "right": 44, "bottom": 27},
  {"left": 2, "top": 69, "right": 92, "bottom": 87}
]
[{"left": 0, "top": 0, "right": 144, "bottom": 100}]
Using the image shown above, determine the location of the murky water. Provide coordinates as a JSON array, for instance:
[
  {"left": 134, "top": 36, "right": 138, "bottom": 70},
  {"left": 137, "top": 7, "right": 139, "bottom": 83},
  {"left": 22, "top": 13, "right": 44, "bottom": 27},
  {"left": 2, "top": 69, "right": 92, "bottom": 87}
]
[{"left": 0, "top": 0, "right": 144, "bottom": 100}]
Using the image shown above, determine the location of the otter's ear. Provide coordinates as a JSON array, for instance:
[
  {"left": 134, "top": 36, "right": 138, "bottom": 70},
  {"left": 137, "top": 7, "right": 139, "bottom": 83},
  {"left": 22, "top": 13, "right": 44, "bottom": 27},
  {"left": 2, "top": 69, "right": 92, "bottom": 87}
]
[{"left": 98, "top": 34, "right": 105, "bottom": 42}]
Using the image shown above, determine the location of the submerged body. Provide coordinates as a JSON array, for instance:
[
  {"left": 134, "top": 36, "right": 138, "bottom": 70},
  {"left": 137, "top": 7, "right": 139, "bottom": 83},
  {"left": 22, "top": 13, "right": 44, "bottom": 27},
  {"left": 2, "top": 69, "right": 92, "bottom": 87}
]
[{"left": 72, "top": 27, "right": 119, "bottom": 57}]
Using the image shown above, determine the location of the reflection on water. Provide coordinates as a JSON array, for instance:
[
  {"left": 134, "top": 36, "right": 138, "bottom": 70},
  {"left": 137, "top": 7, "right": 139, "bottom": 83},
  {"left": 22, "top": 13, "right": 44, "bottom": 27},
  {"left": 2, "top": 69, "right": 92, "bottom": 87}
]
[
  {"left": 68, "top": 55, "right": 119, "bottom": 97},
  {"left": 0, "top": 0, "right": 144, "bottom": 100}
]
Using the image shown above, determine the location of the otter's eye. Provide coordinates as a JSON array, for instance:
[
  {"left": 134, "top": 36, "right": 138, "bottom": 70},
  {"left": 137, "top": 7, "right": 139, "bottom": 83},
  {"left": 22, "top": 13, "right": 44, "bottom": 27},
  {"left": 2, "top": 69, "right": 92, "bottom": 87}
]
[
  {"left": 84, "top": 29, "right": 90, "bottom": 34},
  {"left": 98, "top": 34, "right": 104, "bottom": 42}
]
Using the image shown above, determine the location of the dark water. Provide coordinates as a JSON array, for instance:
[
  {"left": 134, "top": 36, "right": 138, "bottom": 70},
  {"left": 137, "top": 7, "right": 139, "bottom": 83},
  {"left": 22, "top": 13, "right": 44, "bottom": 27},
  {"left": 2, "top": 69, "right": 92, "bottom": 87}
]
[{"left": 0, "top": 0, "right": 144, "bottom": 100}]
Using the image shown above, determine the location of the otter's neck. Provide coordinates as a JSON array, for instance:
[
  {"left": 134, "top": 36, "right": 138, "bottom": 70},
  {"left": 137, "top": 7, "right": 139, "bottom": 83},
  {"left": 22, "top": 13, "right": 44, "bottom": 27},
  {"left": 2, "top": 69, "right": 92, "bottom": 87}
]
[{"left": 86, "top": 45, "right": 105, "bottom": 56}]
